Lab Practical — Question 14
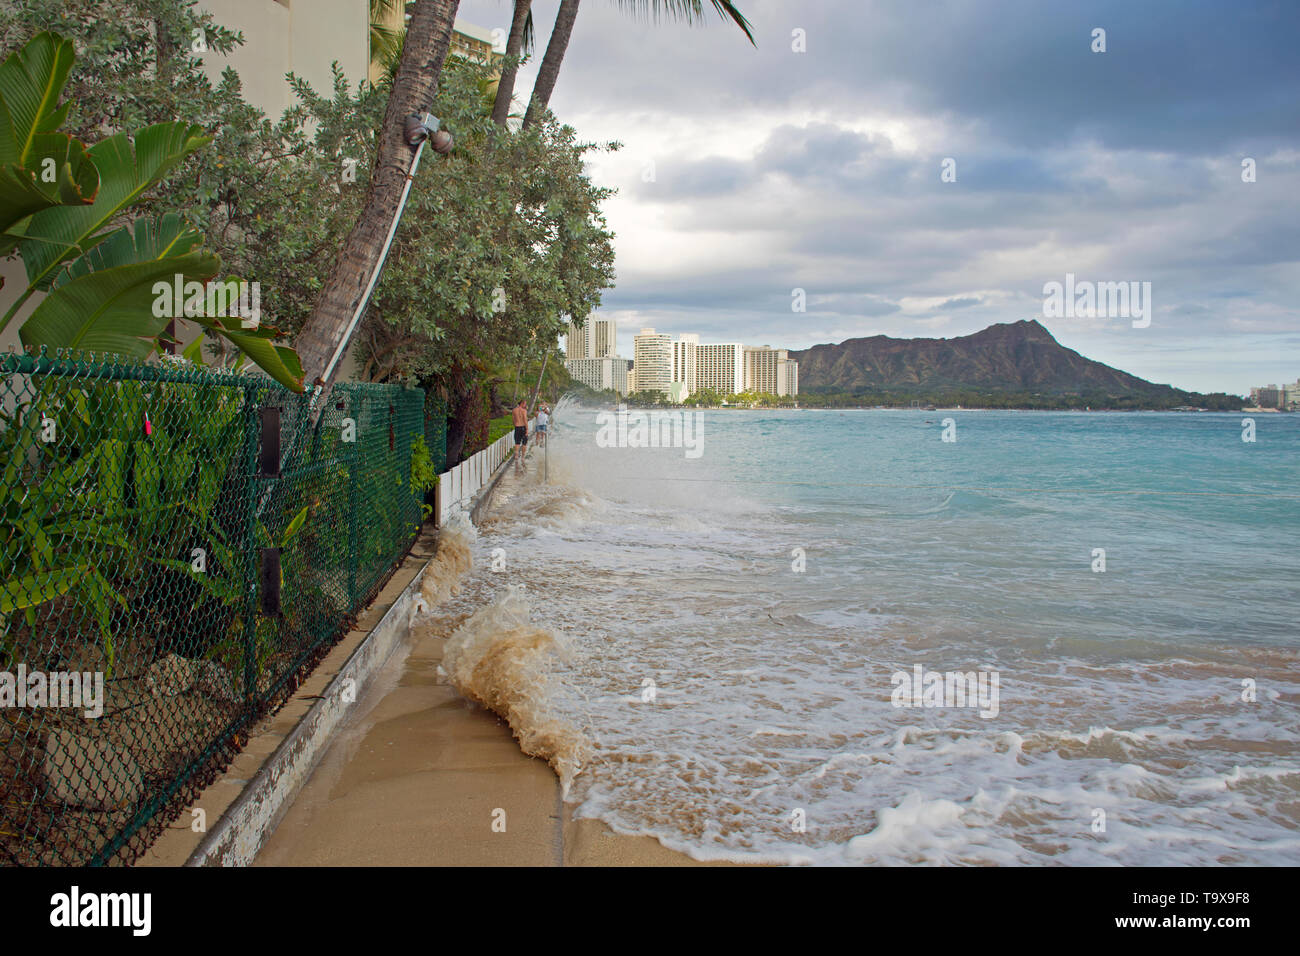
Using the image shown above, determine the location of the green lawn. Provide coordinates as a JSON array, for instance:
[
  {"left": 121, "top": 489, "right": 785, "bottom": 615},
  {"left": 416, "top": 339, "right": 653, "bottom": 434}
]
[{"left": 487, "top": 414, "right": 514, "bottom": 444}]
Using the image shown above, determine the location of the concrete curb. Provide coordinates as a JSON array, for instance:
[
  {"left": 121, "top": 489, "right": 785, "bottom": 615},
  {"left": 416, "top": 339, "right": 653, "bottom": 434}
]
[{"left": 181, "top": 533, "right": 438, "bottom": 867}]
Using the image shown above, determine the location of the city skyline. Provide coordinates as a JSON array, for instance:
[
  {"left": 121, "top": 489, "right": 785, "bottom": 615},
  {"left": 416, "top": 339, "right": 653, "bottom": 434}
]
[{"left": 564, "top": 317, "right": 799, "bottom": 397}]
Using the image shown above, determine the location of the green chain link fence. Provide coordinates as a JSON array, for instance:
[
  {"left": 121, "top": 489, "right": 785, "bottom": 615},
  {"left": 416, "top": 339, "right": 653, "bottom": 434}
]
[
  {"left": 0, "top": 349, "right": 434, "bottom": 866},
  {"left": 424, "top": 394, "right": 448, "bottom": 475}
]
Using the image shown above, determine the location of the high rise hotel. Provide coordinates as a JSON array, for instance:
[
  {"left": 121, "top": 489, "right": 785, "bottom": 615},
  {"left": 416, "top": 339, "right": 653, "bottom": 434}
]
[
  {"left": 632, "top": 329, "right": 674, "bottom": 395},
  {"left": 564, "top": 317, "right": 630, "bottom": 395},
  {"left": 566, "top": 319, "right": 799, "bottom": 399},
  {"left": 628, "top": 333, "right": 797, "bottom": 398}
]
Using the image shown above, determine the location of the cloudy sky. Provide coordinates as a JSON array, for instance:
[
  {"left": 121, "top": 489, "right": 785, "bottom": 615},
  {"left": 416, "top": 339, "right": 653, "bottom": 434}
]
[{"left": 455, "top": 0, "right": 1299, "bottom": 394}]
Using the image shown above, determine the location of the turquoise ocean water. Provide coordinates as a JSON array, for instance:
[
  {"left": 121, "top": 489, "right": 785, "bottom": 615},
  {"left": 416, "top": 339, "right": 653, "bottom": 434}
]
[{"left": 451, "top": 406, "right": 1299, "bottom": 864}]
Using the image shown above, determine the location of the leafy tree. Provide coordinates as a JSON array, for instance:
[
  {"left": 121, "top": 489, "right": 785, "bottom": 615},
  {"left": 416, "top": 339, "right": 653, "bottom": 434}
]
[{"left": 0, "top": 31, "right": 300, "bottom": 386}]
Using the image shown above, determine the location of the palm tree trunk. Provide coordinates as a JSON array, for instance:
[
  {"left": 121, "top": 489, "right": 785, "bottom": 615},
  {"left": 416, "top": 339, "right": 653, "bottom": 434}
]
[
  {"left": 511, "top": 353, "right": 525, "bottom": 401},
  {"left": 522, "top": 0, "right": 580, "bottom": 130},
  {"left": 491, "top": 0, "right": 533, "bottom": 127},
  {"left": 293, "top": 0, "right": 462, "bottom": 390},
  {"left": 528, "top": 348, "right": 551, "bottom": 414}
]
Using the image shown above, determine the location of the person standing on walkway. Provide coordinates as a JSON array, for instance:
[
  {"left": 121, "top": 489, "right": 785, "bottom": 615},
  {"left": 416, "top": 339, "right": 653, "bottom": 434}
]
[
  {"left": 535, "top": 404, "right": 550, "bottom": 448},
  {"left": 512, "top": 399, "right": 529, "bottom": 472}
]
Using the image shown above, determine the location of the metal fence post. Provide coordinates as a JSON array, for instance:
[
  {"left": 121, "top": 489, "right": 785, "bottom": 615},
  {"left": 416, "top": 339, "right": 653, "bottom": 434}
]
[{"left": 240, "top": 384, "right": 262, "bottom": 702}]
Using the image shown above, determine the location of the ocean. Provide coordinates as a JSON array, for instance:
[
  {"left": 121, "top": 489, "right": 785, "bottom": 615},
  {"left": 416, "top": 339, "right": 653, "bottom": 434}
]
[{"left": 432, "top": 404, "right": 1300, "bottom": 865}]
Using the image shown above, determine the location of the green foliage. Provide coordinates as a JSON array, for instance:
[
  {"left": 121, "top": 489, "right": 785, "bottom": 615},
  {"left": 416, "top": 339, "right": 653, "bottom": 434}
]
[
  {"left": 2, "top": 1, "right": 618, "bottom": 418},
  {"left": 0, "top": 31, "right": 98, "bottom": 249},
  {"left": 0, "top": 28, "right": 304, "bottom": 389},
  {"left": 626, "top": 389, "right": 670, "bottom": 407},
  {"left": 410, "top": 435, "right": 439, "bottom": 495},
  {"left": 0, "top": 374, "right": 245, "bottom": 674},
  {"left": 362, "top": 58, "right": 618, "bottom": 392}
]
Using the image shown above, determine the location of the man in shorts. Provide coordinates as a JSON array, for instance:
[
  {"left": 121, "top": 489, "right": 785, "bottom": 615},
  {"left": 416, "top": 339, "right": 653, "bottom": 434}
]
[{"left": 512, "top": 399, "right": 529, "bottom": 471}]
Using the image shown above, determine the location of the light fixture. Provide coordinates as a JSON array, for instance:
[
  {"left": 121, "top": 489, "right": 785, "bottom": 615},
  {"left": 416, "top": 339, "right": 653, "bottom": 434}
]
[
  {"left": 403, "top": 113, "right": 432, "bottom": 147},
  {"left": 404, "top": 113, "right": 452, "bottom": 153}
]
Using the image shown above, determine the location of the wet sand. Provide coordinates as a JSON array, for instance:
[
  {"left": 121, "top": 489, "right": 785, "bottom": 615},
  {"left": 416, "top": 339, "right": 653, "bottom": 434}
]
[{"left": 255, "top": 529, "right": 714, "bottom": 867}]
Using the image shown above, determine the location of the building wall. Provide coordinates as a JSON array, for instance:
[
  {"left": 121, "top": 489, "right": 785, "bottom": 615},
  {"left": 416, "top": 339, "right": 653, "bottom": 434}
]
[
  {"left": 565, "top": 355, "right": 628, "bottom": 396},
  {"left": 592, "top": 318, "right": 616, "bottom": 359},
  {"left": 565, "top": 321, "right": 591, "bottom": 360},
  {"left": 696, "top": 343, "right": 744, "bottom": 394},
  {"left": 777, "top": 359, "right": 799, "bottom": 397},
  {"left": 633, "top": 329, "right": 672, "bottom": 393},
  {"left": 671, "top": 334, "right": 698, "bottom": 394},
  {"left": 743, "top": 346, "right": 786, "bottom": 394},
  {"left": 1256, "top": 387, "right": 1283, "bottom": 409},
  {"left": 566, "top": 317, "right": 615, "bottom": 360},
  {"left": 199, "top": 0, "right": 368, "bottom": 119}
]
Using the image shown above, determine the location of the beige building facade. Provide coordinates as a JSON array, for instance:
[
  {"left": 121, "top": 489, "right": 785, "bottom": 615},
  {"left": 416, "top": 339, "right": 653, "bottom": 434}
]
[
  {"left": 632, "top": 329, "right": 673, "bottom": 394},
  {"left": 696, "top": 342, "right": 744, "bottom": 395}
]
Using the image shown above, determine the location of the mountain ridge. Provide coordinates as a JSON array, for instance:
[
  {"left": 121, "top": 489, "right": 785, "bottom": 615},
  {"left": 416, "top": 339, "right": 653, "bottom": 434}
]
[{"left": 788, "top": 320, "right": 1186, "bottom": 398}]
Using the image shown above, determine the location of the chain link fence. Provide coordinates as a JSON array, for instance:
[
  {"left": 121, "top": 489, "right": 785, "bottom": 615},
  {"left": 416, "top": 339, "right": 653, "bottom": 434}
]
[
  {"left": 424, "top": 393, "right": 448, "bottom": 474},
  {"left": 0, "top": 350, "right": 431, "bottom": 865}
]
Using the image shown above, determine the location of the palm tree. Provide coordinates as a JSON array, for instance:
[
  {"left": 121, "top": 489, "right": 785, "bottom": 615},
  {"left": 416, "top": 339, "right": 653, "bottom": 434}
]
[
  {"left": 369, "top": 0, "right": 405, "bottom": 73},
  {"left": 293, "top": 0, "right": 462, "bottom": 390},
  {"left": 491, "top": 0, "right": 534, "bottom": 127},
  {"left": 521, "top": 0, "right": 754, "bottom": 130}
]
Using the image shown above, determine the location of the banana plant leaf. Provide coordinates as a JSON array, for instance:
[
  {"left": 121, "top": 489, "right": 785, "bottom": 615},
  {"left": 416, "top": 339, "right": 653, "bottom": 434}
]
[
  {"left": 0, "top": 33, "right": 99, "bottom": 252},
  {"left": 20, "top": 213, "right": 219, "bottom": 354},
  {"left": 188, "top": 313, "right": 306, "bottom": 392},
  {"left": 0, "top": 32, "right": 75, "bottom": 168},
  {"left": 14, "top": 121, "right": 210, "bottom": 291},
  {"left": 0, "top": 131, "right": 98, "bottom": 254}
]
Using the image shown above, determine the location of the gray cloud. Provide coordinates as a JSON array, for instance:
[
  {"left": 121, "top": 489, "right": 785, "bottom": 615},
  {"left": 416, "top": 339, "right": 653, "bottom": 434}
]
[{"left": 456, "top": 0, "right": 1300, "bottom": 391}]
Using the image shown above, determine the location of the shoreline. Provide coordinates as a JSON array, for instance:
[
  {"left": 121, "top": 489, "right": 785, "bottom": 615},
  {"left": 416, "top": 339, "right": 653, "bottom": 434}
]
[
  {"left": 577, "top": 402, "right": 1268, "bottom": 414},
  {"left": 252, "top": 614, "right": 716, "bottom": 866}
]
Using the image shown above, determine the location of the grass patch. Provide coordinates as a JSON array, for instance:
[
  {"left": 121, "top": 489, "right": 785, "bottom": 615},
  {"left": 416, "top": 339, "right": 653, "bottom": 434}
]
[{"left": 487, "top": 415, "right": 514, "bottom": 444}]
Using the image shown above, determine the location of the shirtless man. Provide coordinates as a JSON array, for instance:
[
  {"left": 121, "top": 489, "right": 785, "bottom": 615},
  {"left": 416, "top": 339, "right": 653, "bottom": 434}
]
[{"left": 512, "top": 400, "right": 529, "bottom": 472}]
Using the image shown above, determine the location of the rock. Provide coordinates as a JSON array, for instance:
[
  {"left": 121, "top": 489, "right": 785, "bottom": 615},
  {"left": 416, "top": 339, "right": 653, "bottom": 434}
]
[
  {"left": 146, "top": 653, "right": 196, "bottom": 698},
  {"left": 42, "top": 730, "right": 143, "bottom": 811},
  {"left": 193, "top": 660, "right": 240, "bottom": 703},
  {"left": 59, "top": 641, "right": 106, "bottom": 674}
]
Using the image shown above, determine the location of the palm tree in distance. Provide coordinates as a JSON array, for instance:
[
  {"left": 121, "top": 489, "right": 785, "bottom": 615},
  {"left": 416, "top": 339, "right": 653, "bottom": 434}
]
[
  {"left": 369, "top": 0, "right": 404, "bottom": 73},
  {"left": 519, "top": 0, "right": 755, "bottom": 130}
]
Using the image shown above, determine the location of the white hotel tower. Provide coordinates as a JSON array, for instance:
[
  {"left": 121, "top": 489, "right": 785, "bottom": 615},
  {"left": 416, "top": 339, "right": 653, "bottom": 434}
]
[
  {"left": 565, "top": 317, "right": 629, "bottom": 395},
  {"left": 625, "top": 330, "right": 798, "bottom": 399}
]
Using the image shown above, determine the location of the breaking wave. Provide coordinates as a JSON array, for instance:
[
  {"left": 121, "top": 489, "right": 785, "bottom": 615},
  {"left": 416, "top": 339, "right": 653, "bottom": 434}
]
[
  {"left": 416, "top": 512, "right": 476, "bottom": 611},
  {"left": 438, "top": 585, "right": 589, "bottom": 791}
]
